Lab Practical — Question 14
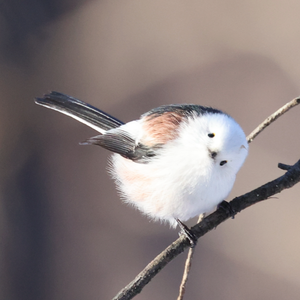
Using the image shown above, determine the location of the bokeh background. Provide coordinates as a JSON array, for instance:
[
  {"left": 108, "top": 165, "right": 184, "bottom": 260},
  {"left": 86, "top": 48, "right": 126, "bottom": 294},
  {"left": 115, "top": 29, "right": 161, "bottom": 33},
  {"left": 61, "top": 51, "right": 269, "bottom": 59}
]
[{"left": 1, "top": 1, "right": 300, "bottom": 299}]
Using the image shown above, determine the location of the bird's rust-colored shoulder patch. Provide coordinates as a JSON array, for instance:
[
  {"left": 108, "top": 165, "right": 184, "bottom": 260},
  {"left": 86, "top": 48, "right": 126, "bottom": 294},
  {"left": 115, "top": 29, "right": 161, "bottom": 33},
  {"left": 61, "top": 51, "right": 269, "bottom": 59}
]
[{"left": 141, "top": 112, "right": 185, "bottom": 146}]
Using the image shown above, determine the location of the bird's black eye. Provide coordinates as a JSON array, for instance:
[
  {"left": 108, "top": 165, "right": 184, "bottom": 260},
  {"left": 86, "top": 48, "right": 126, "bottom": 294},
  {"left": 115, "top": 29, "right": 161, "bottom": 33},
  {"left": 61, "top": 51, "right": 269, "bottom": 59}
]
[
  {"left": 220, "top": 160, "right": 227, "bottom": 166},
  {"left": 208, "top": 133, "right": 215, "bottom": 138}
]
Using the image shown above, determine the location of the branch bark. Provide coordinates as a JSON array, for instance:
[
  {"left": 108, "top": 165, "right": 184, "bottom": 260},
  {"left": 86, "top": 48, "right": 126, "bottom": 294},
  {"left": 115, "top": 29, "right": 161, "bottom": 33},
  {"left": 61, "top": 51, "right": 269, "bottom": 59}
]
[{"left": 113, "top": 159, "right": 300, "bottom": 300}]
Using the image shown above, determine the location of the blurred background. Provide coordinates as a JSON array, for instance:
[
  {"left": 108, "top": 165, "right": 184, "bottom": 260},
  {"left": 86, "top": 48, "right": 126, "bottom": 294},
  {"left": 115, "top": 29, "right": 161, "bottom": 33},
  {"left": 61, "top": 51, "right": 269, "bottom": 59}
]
[{"left": 1, "top": 1, "right": 300, "bottom": 299}]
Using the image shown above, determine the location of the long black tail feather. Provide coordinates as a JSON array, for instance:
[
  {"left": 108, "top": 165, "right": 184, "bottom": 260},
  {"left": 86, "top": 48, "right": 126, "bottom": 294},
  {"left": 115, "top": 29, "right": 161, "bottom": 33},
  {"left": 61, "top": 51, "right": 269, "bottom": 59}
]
[{"left": 35, "top": 91, "right": 124, "bottom": 133}]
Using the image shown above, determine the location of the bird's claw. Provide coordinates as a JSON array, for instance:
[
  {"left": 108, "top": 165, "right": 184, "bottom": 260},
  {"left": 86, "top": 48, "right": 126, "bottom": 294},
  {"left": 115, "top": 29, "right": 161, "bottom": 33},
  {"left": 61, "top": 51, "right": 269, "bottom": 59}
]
[{"left": 176, "top": 219, "right": 197, "bottom": 248}]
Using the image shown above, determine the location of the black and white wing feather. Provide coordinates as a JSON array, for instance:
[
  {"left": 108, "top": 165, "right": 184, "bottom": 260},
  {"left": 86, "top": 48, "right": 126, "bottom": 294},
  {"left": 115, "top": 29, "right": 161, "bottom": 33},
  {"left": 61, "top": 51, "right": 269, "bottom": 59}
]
[{"left": 82, "top": 130, "right": 157, "bottom": 162}]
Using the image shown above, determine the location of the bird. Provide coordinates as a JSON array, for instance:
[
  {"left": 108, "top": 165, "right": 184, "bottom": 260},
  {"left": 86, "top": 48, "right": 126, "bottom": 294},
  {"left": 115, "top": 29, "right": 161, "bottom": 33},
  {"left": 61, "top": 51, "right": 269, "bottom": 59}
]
[{"left": 35, "top": 91, "right": 248, "bottom": 246}]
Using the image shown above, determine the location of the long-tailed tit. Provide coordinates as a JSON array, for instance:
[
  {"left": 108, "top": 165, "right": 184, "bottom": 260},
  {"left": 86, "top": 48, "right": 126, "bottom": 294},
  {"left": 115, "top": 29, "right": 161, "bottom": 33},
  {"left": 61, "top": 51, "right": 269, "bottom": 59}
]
[{"left": 35, "top": 91, "right": 248, "bottom": 246}]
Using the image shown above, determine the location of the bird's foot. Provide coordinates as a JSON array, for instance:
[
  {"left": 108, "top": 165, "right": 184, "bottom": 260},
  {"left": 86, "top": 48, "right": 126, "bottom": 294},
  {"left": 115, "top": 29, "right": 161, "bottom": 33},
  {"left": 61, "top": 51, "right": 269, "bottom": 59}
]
[
  {"left": 218, "top": 200, "right": 236, "bottom": 219},
  {"left": 176, "top": 219, "right": 197, "bottom": 248}
]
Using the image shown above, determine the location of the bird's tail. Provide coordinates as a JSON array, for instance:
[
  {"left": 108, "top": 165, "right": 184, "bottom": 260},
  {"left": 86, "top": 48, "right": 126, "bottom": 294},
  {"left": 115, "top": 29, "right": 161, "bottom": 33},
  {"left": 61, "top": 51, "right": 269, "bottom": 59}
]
[{"left": 35, "top": 91, "right": 124, "bottom": 134}]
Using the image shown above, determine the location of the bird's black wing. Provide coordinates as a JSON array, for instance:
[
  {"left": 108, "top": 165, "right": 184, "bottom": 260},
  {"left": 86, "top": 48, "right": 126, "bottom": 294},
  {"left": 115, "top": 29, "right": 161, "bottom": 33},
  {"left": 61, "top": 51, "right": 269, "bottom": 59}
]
[{"left": 81, "top": 129, "right": 158, "bottom": 163}]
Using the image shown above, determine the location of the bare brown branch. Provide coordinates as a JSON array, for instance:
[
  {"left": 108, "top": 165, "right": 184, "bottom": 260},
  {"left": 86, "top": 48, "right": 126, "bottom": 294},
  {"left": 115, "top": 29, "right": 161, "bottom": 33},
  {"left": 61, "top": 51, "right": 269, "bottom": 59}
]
[
  {"left": 177, "top": 246, "right": 194, "bottom": 300},
  {"left": 177, "top": 214, "right": 204, "bottom": 300},
  {"left": 247, "top": 96, "right": 300, "bottom": 143}
]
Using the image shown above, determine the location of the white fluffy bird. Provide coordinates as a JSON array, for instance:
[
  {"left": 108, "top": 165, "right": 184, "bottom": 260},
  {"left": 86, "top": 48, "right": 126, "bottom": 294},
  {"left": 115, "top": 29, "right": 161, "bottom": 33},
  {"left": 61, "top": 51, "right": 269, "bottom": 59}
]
[{"left": 35, "top": 91, "right": 248, "bottom": 246}]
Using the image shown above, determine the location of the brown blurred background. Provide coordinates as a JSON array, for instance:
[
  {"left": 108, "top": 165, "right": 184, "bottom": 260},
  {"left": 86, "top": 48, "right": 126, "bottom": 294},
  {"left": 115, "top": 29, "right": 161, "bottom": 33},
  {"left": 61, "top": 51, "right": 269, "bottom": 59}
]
[{"left": 1, "top": 1, "right": 300, "bottom": 299}]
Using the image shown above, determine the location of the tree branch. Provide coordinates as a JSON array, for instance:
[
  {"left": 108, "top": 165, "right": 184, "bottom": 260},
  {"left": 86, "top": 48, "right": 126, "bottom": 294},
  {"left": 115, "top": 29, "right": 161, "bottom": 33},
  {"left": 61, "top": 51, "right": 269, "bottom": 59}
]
[
  {"left": 113, "top": 159, "right": 300, "bottom": 300},
  {"left": 177, "top": 214, "right": 204, "bottom": 300},
  {"left": 247, "top": 96, "right": 300, "bottom": 143},
  {"left": 177, "top": 247, "right": 194, "bottom": 300}
]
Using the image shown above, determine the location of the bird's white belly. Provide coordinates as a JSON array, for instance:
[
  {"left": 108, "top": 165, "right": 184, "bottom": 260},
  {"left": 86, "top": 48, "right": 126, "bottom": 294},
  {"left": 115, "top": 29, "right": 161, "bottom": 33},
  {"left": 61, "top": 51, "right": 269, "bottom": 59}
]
[{"left": 110, "top": 150, "right": 235, "bottom": 227}]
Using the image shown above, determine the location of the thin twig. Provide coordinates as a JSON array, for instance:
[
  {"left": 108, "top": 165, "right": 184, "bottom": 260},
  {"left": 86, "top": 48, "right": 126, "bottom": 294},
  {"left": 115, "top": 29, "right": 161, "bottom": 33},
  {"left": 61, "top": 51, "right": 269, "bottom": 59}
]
[
  {"left": 177, "top": 247, "right": 194, "bottom": 300},
  {"left": 247, "top": 96, "right": 300, "bottom": 143},
  {"left": 278, "top": 163, "right": 292, "bottom": 171},
  {"left": 177, "top": 214, "right": 204, "bottom": 300}
]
